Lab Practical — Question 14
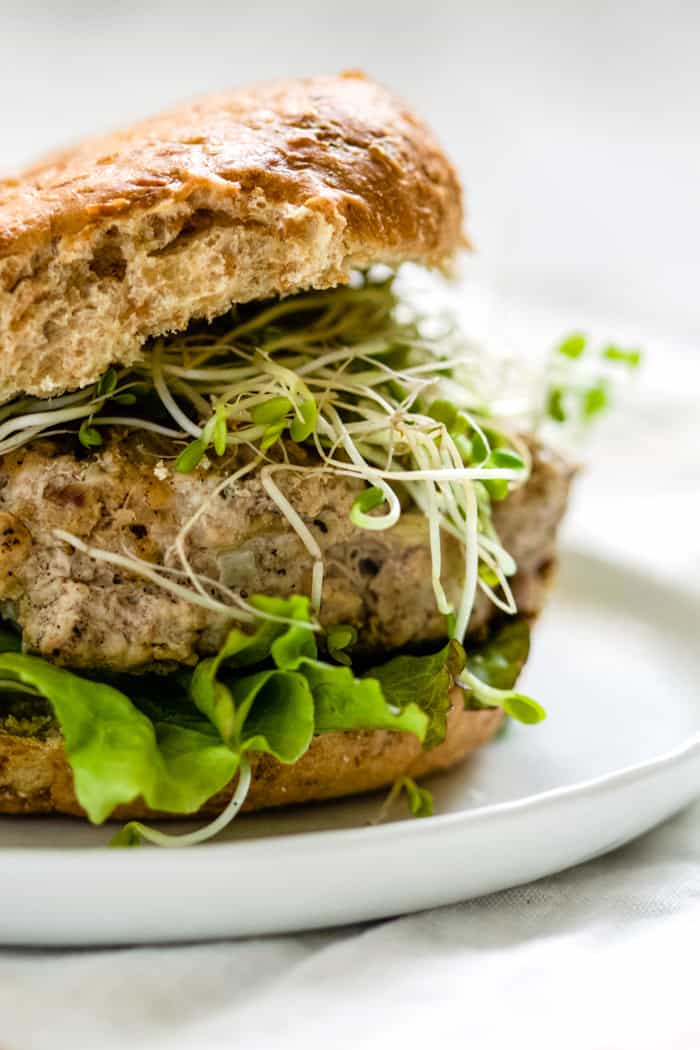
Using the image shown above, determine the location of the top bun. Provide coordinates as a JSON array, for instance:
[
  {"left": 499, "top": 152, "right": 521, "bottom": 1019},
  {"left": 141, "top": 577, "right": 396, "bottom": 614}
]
[{"left": 0, "top": 72, "right": 464, "bottom": 403}]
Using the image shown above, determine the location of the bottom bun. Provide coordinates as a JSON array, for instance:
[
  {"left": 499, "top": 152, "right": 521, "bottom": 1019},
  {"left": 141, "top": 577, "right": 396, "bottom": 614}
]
[{"left": 0, "top": 691, "right": 504, "bottom": 821}]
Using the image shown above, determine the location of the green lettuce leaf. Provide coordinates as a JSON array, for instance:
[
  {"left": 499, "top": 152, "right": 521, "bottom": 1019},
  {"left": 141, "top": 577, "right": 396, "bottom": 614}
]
[
  {"left": 461, "top": 619, "right": 546, "bottom": 725},
  {"left": 468, "top": 620, "right": 530, "bottom": 691},
  {"left": 221, "top": 594, "right": 313, "bottom": 669},
  {"left": 239, "top": 602, "right": 430, "bottom": 740},
  {"left": 188, "top": 594, "right": 312, "bottom": 741},
  {"left": 0, "top": 653, "right": 237, "bottom": 823},
  {"left": 0, "top": 601, "right": 536, "bottom": 827},
  {"left": 200, "top": 595, "right": 430, "bottom": 742},
  {"left": 231, "top": 669, "right": 314, "bottom": 763},
  {"left": 303, "top": 661, "right": 428, "bottom": 739},
  {"left": 365, "top": 640, "right": 466, "bottom": 748}
]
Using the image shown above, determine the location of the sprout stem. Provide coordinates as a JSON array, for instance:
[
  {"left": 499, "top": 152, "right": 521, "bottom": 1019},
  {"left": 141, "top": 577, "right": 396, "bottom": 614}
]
[{"left": 116, "top": 756, "right": 252, "bottom": 848}]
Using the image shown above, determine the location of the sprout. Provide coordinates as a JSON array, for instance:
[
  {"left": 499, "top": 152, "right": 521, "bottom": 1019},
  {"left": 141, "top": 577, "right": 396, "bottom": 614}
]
[
  {"left": 375, "top": 776, "right": 434, "bottom": 823},
  {"left": 96, "top": 368, "right": 118, "bottom": 398},
  {"left": 489, "top": 449, "right": 525, "bottom": 471},
  {"left": 350, "top": 486, "right": 386, "bottom": 527},
  {"left": 557, "top": 333, "right": 587, "bottom": 359},
  {"left": 252, "top": 396, "right": 293, "bottom": 425},
  {"left": 5, "top": 273, "right": 572, "bottom": 641},
  {"left": 601, "top": 346, "right": 642, "bottom": 368},
  {"left": 260, "top": 467, "right": 325, "bottom": 613},
  {"left": 582, "top": 380, "right": 609, "bottom": 420},
  {"left": 78, "top": 420, "right": 103, "bottom": 449},
  {"left": 111, "top": 755, "right": 252, "bottom": 848},
  {"left": 427, "top": 398, "right": 457, "bottom": 429},
  {"left": 213, "top": 403, "right": 228, "bottom": 456},
  {"left": 470, "top": 428, "right": 490, "bottom": 463},
  {"left": 260, "top": 421, "right": 287, "bottom": 452},
  {"left": 326, "top": 623, "right": 358, "bottom": 666},
  {"left": 547, "top": 386, "right": 567, "bottom": 423},
  {"left": 458, "top": 667, "right": 546, "bottom": 724},
  {"left": 175, "top": 438, "right": 207, "bottom": 473},
  {"left": 544, "top": 330, "right": 640, "bottom": 431},
  {"left": 152, "top": 343, "right": 202, "bottom": 438},
  {"left": 53, "top": 529, "right": 255, "bottom": 621},
  {"left": 54, "top": 526, "right": 318, "bottom": 633},
  {"left": 290, "top": 399, "right": 317, "bottom": 442}
]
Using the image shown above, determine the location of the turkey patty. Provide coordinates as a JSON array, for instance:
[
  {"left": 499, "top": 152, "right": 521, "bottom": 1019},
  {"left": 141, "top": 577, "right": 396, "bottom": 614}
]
[{"left": 0, "top": 435, "right": 572, "bottom": 672}]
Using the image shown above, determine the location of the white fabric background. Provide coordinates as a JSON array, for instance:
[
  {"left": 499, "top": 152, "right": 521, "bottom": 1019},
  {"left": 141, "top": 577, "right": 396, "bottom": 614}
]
[
  {"left": 2, "top": 802, "right": 698, "bottom": 1050},
  {"left": 0, "top": 3, "right": 698, "bottom": 1047}
]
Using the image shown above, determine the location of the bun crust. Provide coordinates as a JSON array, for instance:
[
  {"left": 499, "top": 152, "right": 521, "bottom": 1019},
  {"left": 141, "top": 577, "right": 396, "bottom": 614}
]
[
  {"left": 0, "top": 72, "right": 463, "bottom": 404},
  {"left": 0, "top": 692, "right": 502, "bottom": 821}
]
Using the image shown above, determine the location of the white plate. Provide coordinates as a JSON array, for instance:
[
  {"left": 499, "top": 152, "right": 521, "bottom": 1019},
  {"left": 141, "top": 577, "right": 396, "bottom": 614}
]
[{"left": 1, "top": 549, "right": 698, "bottom": 946}]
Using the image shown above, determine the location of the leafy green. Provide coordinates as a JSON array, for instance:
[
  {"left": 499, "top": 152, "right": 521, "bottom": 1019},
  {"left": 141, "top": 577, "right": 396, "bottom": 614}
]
[
  {"left": 326, "top": 623, "right": 358, "bottom": 666},
  {"left": 209, "top": 597, "right": 430, "bottom": 742},
  {"left": 460, "top": 619, "right": 546, "bottom": 725},
  {"left": 401, "top": 778, "right": 434, "bottom": 818},
  {"left": 0, "top": 600, "right": 542, "bottom": 837},
  {"left": 175, "top": 438, "right": 207, "bottom": 473},
  {"left": 237, "top": 595, "right": 313, "bottom": 666},
  {"left": 0, "top": 653, "right": 237, "bottom": 823},
  {"left": 366, "top": 640, "right": 465, "bottom": 748},
  {"left": 381, "top": 776, "right": 434, "bottom": 820},
  {"left": 468, "top": 620, "right": 531, "bottom": 691},
  {"left": 111, "top": 594, "right": 435, "bottom": 842},
  {"left": 231, "top": 670, "right": 314, "bottom": 763},
  {"left": 305, "top": 661, "right": 428, "bottom": 739},
  {"left": 188, "top": 593, "right": 310, "bottom": 740},
  {"left": 260, "top": 421, "right": 286, "bottom": 451},
  {"left": 111, "top": 755, "right": 254, "bottom": 849},
  {"left": 189, "top": 657, "right": 236, "bottom": 743}
]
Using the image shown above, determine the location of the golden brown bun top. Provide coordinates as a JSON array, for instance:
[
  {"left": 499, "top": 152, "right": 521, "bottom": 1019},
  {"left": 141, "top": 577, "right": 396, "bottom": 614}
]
[
  {"left": 0, "top": 72, "right": 462, "bottom": 264},
  {"left": 0, "top": 72, "right": 464, "bottom": 403}
]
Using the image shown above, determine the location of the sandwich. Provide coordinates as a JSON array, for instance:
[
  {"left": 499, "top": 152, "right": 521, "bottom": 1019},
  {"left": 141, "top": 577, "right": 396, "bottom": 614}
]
[{"left": 0, "top": 72, "right": 577, "bottom": 845}]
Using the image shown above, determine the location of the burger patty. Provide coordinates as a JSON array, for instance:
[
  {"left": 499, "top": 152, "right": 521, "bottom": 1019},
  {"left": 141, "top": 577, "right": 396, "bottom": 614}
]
[{"left": 0, "top": 435, "right": 573, "bottom": 672}]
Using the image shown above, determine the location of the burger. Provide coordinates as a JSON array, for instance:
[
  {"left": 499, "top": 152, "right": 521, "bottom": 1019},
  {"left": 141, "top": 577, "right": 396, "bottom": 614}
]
[{"left": 0, "top": 72, "right": 575, "bottom": 845}]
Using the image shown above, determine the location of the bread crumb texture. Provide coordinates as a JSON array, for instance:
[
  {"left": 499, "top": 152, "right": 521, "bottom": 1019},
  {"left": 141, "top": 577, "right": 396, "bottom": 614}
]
[{"left": 0, "top": 72, "right": 463, "bottom": 404}]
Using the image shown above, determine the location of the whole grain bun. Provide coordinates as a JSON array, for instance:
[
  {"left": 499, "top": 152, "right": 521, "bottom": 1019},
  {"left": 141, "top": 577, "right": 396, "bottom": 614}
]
[
  {"left": 0, "top": 72, "right": 464, "bottom": 405},
  {"left": 0, "top": 693, "right": 502, "bottom": 821}
]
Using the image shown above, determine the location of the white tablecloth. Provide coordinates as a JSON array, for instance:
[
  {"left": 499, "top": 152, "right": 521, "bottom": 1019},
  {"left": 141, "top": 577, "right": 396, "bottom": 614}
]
[
  {"left": 1, "top": 800, "right": 698, "bottom": 1050},
  {"left": 1, "top": 317, "right": 698, "bottom": 1050}
]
